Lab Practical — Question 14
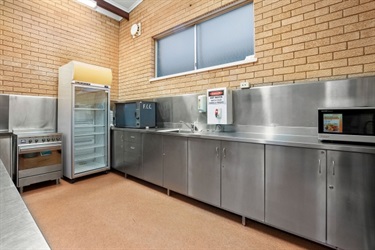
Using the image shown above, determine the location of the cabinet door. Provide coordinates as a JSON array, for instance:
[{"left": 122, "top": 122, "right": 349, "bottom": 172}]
[
  {"left": 265, "top": 145, "right": 326, "bottom": 243},
  {"left": 327, "top": 151, "right": 375, "bottom": 250},
  {"left": 142, "top": 133, "right": 163, "bottom": 186},
  {"left": 111, "top": 130, "right": 124, "bottom": 173},
  {"left": 188, "top": 138, "right": 221, "bottom": 207},
  {"left": 163, "top": 136, "right": 188, "bottom": 195},
  {"left": 221, "top": 141, "right": 264, "bottom": 221},
  {"left": 123, "top": 132, "right": 142, "bottom": 178},
  {"left": 123, "top": 142, "right": 142, "bottom": 178}
]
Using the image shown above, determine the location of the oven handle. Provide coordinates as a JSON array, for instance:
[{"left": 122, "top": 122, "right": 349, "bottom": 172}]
[{"left": 18, "top": 143, "right": 62, "bottom": 154}]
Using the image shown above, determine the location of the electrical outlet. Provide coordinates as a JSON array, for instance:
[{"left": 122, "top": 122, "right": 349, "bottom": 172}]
[{"left": 240, "top": 81, "right": 250, "bottom": 89}]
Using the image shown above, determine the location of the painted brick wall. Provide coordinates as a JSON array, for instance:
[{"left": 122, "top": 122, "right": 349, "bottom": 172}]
[
  {"left": 118, "top": 0, "right": 375, "bottom": 101},
  {"left": 0, "top": 0, "right": 119, "bottom": 98}
]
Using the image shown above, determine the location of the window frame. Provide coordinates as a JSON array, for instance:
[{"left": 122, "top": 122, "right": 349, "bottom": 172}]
[{"left": 151, "top": 0, "right": 256, "bottom": 81}]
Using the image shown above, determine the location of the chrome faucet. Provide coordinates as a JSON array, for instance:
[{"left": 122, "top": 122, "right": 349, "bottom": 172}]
[{"left": 179, "top": 121, "right": 196, "bottom": 133}]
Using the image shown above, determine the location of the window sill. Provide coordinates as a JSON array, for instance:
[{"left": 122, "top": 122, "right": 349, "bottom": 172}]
[{"left": 149, "top": 56, "right": 258, "bottom": 82}]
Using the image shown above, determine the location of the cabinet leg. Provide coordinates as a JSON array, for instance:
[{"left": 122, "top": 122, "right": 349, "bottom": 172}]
[
  {"left": 124, "top": 173, "right": 127, "bottom": 179},
  {"left": 56, "top": 179, "right": 60, "bottom": 185},
  {"left": 167, "top": 189, "right": 171, "bottom": 196},
  {"left": 19, "top": 186, "right": 23, "bottom": 194},
  {"left": 242, "top": 216, "right": 246, "bottom": 226}
]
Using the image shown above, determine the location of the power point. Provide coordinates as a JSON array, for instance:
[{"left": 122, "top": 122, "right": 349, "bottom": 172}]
[{"left": 240, "top": 81, "right": 250, "bottom": 89}]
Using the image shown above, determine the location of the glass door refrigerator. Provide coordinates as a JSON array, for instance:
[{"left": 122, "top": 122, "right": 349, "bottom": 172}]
[{"left": 58, "top": 61, "right": 111, "bottom": 181}]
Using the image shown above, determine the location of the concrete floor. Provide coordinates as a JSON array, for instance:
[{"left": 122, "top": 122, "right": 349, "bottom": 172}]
[{"left": 22, "top": 172, "right": 329, "bottom": 249}]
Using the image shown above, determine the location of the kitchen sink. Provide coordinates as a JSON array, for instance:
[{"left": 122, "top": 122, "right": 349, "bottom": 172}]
[{"left": 157, "top": 129, "right": 195, "bottom": 134}]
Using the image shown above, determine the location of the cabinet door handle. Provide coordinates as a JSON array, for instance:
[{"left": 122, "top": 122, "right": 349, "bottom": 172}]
[
  {"left": 130, "top": 146, "right": 135, "bottom": 150},
  {"left": 318, "top": 158, "right": 321, "bottom": 174},
  {"left": 130, "top": 136, "right": 135, "bottom": 139},
  {"left": 216, "top": 146, "right": 219, "bottom": 157},
  {"left": 222, "top": 147, "right": 226, "bottom": 158},
  {"left": 332, "top": 160, "right": 335, "bottom": 175}
]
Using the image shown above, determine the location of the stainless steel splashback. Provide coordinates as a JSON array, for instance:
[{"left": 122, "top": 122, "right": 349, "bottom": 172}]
[
  {"left": 9, "top": 95, "right": 56, "bottom": 133},
  {"left": 0, "top": 95, "right": 9, "bottom": 132},
  {"left": 155, "top": 94, "right": 207, "bottom": 125},
  {"left": 234, "top": 77, "right": 375, "bottom": 127},
  {"left": 152, "top": 76, "right": 375, "bottom": 130}
]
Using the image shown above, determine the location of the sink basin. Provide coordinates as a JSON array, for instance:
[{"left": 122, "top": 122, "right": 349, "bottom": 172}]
[{"left": 157, "top": 129, "right": 195, "bottom": 134}]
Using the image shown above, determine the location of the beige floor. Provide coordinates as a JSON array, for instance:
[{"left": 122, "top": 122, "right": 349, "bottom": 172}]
[{"left": 22, "top": 172, "right": 329, "bottom": 250}]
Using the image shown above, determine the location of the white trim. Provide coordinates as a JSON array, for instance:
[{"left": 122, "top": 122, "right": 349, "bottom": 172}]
[
  {"left": 103, "top": 0, "right": 143, "bottom": 13},
  {"left": 76, "top": 0, "right": 97, "bottom": 8},
  {"left": 150, "top": 56, "right": 257, "bottom": 82},
  {"left": 194, "top": 25, "right": 197, "bottom": 70},
  {"left": 128, "top": 0, "right": 143, "bottom": 12},
  {"left": 95, "top": 6, "right": 122, "bottom": 21},
  {"left": 155, "top": 41, "right": 158, "bottom": 76}
]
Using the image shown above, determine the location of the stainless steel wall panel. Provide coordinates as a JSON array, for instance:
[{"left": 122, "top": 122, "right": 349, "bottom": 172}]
[
  {"left": 9, "top": 95, "right": 56, "bottom": 132},
  {"left": 152, "top": 76, "right": 375, "bottom": 130},
  {"left": 154, "top": 94, "right": 207, "bottom": 128},
  {"left": 0, "top": 95, "right": 9, "bottom": 132},
  {"left": 0, "top": 135, "right": 12, "bottom": 178}
]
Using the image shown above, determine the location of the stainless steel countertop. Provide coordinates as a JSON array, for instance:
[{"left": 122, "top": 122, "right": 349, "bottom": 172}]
[
  {"left": 0, "top": 131, "right": 12, "bottom": 135},
  {"left": 0, "top": 160, "right": 50, "bottom": 249},
  {"left": 112, "top": 127, "right": 375, "bottom": 154}
]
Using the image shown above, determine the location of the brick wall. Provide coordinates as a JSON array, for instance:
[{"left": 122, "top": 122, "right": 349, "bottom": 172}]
[
  {"left": 1, "top": 0, "right": 374, "bottom": 101},
  {"left": 118, "top": 0, "right": 375, "bottom": 101},
  {"left": 0, "top": 0, "right": 119, "bottom": 99}
]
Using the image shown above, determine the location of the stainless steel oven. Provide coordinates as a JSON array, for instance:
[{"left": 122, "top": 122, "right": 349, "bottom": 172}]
[
  {"left": 318, "top": 107, "right": 375, "bottom": 143},
  {"left": 14, "top": 132, "right": 63, "bottom": 193}
]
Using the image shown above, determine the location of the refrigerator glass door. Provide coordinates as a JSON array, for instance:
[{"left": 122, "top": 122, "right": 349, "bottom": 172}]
[{"left": 73, "top": 86, "right": 109, "bottom": 175}]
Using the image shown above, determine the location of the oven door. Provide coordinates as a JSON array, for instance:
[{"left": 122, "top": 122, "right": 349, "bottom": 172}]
[{"left": 17, "top": 143, "right": 62, "bottom": 178}]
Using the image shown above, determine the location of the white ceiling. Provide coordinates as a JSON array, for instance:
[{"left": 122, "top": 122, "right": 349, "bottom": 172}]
[{"left": 104, "top": 0, "right": 143, "bottom": 13}]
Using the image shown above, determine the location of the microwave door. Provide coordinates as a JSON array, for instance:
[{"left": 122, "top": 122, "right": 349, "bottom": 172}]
[{"left": 363, "top": 114, "right": 375, "bottom": 135}]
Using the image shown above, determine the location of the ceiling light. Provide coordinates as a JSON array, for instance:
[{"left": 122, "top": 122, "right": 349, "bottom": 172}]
[{"left": 76, "top": 0, "right": 97, "bottom": 9}]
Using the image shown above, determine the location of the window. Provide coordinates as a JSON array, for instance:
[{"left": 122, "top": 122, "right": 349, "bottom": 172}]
[{"left": 155, "top": 2, "right": 254, "bottom": 78}]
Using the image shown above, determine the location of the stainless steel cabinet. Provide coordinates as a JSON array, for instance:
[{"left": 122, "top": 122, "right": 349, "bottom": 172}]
[
  {"left": 327, "top": 151, "right": 375, "bottom": 250},
  {"left": 265, "top": 145, "right": 326, "bottom": 243},
  {"left": 188, "top": 138, "right": 221, "bottom": 207},
  {"left": 142, "top": 133, "right": 163, "bottom": 186},
  {"left": 221, "top": 141, "right": 264, "bottom": 221},
  {"left": 123, "top": 131, "right": 142, "bottom": 178},
  {"left": 111, "top": 130, "right": 142, "bottom": 178},
  {"left": 163, "top": 136, "right": 188, "bottom": 195},
  {"left": 111, "top": 130, "right": 125, "bottom": 173}
]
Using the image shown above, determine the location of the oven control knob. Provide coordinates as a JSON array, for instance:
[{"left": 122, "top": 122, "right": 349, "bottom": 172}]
[
  {"left": 47, "top": 138, "right": 50, "bottom": 142},
  {"left": 57, "top": 138, "right": 60, "bottom": 141},
  {"left": 52, "top": 138, "right": 55, "bottom": 141},
  {"left": 35, "top": 139, "right": 38, "bottom": 143},
  {"left": 28, "top": 139, "right": 32, "bottom": 143},
  {"left": 42, "top": 139, "right": 45, "bottom": 142}
]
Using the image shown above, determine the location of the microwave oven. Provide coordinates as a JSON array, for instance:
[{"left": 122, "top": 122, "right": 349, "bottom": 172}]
[
  {"left": 115, "top": 101, "right": 156, "bottom": 128},
  {"left": 318, "top": 107, "right": 375, "bottom": 143}
]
